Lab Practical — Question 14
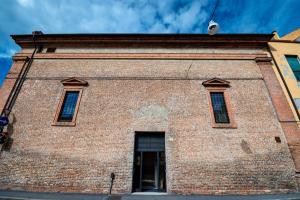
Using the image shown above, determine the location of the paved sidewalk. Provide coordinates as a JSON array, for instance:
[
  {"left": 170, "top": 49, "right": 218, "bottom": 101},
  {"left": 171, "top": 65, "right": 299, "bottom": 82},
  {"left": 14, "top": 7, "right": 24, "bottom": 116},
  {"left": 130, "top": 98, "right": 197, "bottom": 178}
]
[
  {"left": 0, "top": 190, "right": 106, "bottom": 200},
  {"left": 123, "top": 193, "right": 300, "bottom": 200},
  {"left": 0, "top": 190, "right": 300, "bottom": 200}
]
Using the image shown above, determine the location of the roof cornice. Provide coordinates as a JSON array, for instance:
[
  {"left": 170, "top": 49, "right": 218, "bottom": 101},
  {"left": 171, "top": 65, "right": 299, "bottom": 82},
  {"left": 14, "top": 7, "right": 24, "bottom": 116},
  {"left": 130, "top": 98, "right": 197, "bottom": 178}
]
[{"left": 11, "top": 33, "right": 274, "bottom": 48}]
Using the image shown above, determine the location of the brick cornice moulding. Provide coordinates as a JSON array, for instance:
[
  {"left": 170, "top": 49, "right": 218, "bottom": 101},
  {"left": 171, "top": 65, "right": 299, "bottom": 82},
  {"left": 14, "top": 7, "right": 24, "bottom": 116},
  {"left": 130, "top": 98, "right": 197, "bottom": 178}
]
[
  {"left": 61, "top": 77, "right": 89, "bottom": 87},
  {"left": 12, "top": 55, "right": 29, "bottom": 61},
  {"left": 202, "top": 78, "right": 231, "bottom": 87},
  {"left": 15, "top": 53, "right": 268, "bottom": 60},
  {"left": 11, "top": 33, "right": 274, "bottom": 48},
  {"left": 255, "top": 57, "right": 272, "bottom": 63}
]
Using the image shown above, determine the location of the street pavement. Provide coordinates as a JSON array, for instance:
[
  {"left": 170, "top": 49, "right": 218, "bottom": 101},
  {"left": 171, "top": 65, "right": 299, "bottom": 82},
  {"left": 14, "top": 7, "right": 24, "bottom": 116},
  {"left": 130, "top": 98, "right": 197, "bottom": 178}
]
[{"left": 1, "top": 190, "right": 300, "bottom": 200}]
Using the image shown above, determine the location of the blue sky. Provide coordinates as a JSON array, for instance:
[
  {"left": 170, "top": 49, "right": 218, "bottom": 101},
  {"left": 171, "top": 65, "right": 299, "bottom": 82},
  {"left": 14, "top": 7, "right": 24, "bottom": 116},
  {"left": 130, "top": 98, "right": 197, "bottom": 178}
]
[{"left": 1, "top": 0, "right": 300, "bottom": 86}]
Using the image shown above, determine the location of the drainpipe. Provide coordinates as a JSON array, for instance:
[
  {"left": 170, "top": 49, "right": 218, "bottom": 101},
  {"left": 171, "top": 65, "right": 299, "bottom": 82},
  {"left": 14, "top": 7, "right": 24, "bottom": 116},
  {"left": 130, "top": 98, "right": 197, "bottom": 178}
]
[
  {"left": 267, "top": 45, "right": 300, "bottom": 121},
  {"left": 1, "top": 31, "right": 43, "bottom": 117}
]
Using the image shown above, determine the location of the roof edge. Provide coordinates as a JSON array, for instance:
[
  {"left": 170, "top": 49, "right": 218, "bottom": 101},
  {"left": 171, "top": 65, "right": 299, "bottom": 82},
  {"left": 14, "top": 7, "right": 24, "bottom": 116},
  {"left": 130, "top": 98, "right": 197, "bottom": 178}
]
[{"left": 11, "top": 33, "right": 274, "bottom": 48}]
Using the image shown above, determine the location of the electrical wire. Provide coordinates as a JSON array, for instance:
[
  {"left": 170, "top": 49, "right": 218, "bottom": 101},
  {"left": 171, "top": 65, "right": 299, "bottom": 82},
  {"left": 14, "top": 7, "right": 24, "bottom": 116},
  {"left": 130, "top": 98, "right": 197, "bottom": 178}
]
[{"left": 209, "top": 0, "right": 219, "bottom": 21}]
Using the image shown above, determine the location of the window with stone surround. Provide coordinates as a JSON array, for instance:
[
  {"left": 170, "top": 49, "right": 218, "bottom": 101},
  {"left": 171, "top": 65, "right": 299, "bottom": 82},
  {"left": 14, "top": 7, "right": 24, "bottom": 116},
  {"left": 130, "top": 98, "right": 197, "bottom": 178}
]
[
  {"left": 202, "top": 78, "right": 237, "bottom": 128},
  {"left": 58, "top": 91, "right": 80, "bottom": 122},
  {"left": 52, "top": 77, "right": 88, "bottom": 126}
]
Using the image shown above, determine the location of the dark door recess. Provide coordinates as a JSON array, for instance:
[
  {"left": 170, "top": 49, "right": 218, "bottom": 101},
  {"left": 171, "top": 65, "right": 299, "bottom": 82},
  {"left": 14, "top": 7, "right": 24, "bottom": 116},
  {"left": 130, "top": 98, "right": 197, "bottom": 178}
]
[{"left": 132, "top": 132, "right": 166, "bottom": 192}]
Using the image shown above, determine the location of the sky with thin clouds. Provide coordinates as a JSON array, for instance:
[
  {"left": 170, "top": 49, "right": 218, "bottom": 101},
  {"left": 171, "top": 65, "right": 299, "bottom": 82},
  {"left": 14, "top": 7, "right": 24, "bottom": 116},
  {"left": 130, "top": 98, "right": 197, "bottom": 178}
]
[{"left": 0, "top": 0, "right": 300, "bottom": 85}]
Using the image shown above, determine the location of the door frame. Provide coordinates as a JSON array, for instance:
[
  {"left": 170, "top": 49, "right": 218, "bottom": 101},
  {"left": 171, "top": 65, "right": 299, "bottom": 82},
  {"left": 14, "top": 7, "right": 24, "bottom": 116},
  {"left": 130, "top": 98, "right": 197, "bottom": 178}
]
[{"left": 132, "top": 131, "right": 167, "bottom": 192}]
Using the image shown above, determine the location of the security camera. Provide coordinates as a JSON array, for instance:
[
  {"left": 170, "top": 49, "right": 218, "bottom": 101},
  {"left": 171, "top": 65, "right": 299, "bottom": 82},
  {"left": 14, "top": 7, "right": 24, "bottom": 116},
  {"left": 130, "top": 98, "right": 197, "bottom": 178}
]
[{"left": 208, "top": 20, "right": 219, "bottom": 35}]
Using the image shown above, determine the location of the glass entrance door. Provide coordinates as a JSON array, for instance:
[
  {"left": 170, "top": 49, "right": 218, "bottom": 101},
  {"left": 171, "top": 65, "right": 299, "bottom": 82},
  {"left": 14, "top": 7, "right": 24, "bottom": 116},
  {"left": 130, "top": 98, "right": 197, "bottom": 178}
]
[
  {"left": 132, "top": 132, "right": 166, "bottom": 192},
  {"left": 141, "top": 152, "right": 156, "bottom": 191}
]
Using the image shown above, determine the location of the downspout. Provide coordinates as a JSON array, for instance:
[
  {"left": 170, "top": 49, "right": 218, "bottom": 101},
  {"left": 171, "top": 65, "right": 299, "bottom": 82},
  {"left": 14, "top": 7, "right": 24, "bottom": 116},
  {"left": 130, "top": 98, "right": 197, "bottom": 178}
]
[
  {"left": 1, "top": 58, "right": 29, "bottom": 116},
  {"left": 1, "top": 31, "right": 42, "bottom": 117},
  {"left": 267, "top": 45, "right": 300, "bottom": 121}
]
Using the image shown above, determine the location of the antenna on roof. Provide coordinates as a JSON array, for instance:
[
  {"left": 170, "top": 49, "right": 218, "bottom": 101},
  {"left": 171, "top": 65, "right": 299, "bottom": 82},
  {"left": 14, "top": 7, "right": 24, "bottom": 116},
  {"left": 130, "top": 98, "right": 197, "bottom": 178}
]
[{"left": 207, "top": 0, "right": 220, "bottom": 35}]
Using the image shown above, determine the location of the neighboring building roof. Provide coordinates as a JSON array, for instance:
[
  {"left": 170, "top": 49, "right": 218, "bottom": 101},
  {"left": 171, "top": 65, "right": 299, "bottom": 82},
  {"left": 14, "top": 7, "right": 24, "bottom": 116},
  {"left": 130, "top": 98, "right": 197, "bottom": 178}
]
[
  {"left": 272, "top": 28, "right": 300, "bottom": 42},
  {"left": 281, "top": 28, "right": 300, "bottom": 41},
  {"left": 11, "top": 33, "right": 274, "bottom": 48}
]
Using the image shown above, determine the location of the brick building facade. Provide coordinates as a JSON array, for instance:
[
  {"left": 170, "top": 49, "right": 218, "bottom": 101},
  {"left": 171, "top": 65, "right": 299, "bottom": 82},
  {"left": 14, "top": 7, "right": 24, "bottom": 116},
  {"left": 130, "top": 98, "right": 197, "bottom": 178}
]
[{"left": 0, "top": 33, "right": 298, "bottom": 194}]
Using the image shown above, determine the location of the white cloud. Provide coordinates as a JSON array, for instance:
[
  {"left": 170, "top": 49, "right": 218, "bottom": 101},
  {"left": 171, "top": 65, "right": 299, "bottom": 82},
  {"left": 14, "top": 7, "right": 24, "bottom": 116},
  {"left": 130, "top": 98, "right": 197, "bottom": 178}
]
[
  {"left": 17, "top": 0, "right": 34, "bottom": 7},
  {"left": 0, "top": 0, "right": 299, "bottom": 60}
]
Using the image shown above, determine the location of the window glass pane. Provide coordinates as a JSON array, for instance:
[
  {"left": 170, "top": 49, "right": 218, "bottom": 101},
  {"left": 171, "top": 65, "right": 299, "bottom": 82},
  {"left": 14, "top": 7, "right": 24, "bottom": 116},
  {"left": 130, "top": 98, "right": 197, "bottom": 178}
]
[
  {"left": 286, "top": 56, "right": 300, "bottom": 81},
  {"left": 294, "top": 72, "right": 300, "bottom": 81},
  {"left": 210, "top": 92, "right": 230, "bottom": 123},
  {"left": 286, "top": 56, "right": 300, "bottom": 71},
  {"left": 58, "top": 91, "right": 79, "bottom": 122}
]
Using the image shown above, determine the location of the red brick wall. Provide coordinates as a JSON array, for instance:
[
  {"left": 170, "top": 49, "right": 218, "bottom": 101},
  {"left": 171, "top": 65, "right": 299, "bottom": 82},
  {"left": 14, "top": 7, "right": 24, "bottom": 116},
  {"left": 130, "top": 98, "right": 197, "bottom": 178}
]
[
  {"left": 0, "top": 53, "right": 297, "bottom": 194},
  {"left": 256, "top": 58, "right": 300, "bottom": 188}
]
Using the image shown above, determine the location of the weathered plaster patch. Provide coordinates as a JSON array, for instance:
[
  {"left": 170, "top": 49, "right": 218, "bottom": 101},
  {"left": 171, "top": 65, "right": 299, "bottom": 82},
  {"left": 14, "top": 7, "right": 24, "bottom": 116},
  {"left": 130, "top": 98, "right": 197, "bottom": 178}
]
[
  {"left": 134, "top": 104, "right": 168, "bottom": 120},
  {"left": 132, "top": 104, "right": 169, "bottom": 132}
]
